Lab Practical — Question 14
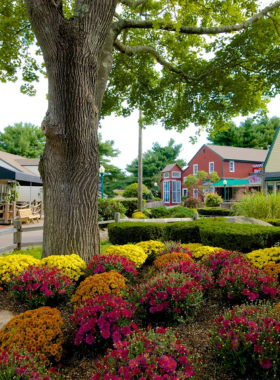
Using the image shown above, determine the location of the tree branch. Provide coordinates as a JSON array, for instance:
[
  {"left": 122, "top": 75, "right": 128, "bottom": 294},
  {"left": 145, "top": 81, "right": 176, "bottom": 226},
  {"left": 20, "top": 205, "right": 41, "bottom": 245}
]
[
  {"left": 119, "top": 0, "right": 148, "bottom": 8},
  {"left": 115, "top": 1, "right": 280, "bottom": 35}
]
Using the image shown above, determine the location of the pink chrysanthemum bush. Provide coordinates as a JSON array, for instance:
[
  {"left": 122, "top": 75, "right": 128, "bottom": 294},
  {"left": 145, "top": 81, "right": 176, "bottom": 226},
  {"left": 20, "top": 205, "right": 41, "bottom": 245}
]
[
  {"left": 70, "top": 294, "right": 135, "bottom": 351},
  {"left": 91, "top": 325, "right": 200, "bottom": 380},
  {"left": 212, "top": 302, "right": 280, "bottom": 378},
  {"left": 0, "top": 346, "right": 65, "bottom": 380},
  {"left": 130, "top": 271, "right": 203, "bottom": 323},
  {"left": 217, "top": 262, "right": 279, "bottom": 302},
  {"left": 160, "top": 261, "right": 214, "bottom": 291},
  {"left": 85, "top": 254, "right": 137, "bottom": 282},
  {"left": 9, "top": 266, "right": 75, "bottom": 308},
  {"left": 158, "top": 242, "right": 193, "bottom": 258},
  {"left": 202, "top": 250, "right": 249, "bottom": 278}
]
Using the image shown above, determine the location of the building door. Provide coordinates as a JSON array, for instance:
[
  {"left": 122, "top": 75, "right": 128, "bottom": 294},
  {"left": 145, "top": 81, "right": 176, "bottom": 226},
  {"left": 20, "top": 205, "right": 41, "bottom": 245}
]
[
  {"left": 163, "top": 181, "right": 170, "bottom": 203},
  {"left": 172, "top": 181, "right": 181, "bottom": 203}
]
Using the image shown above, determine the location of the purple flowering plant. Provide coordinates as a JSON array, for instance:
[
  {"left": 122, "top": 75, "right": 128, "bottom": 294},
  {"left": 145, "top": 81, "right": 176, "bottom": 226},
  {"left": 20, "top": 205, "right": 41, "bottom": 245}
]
[
  {"left": 85, "top": 254, "right": 137, "bottom": 282},
  {"left": 69, "top": 294, "right": 135, "bottom": 351},
  {"left": 129, "top": 271, "right": 203, "bottom": 324},
  {"left": 91, "top": 325, "right": 200, "bottom": 379},
  {"left": 212, "top": 302, "right": 280, "bottom": 377},
  {"left": 9, "top": 266, "right": 75, "bottom": 308},
  {"left": 0, "top": 346, "right": 65, "bottom": 380}
]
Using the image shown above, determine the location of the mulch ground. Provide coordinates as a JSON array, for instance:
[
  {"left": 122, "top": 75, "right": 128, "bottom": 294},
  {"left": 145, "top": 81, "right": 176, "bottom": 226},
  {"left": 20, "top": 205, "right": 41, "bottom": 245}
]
[{"left": 0, "top": 265, "right": 257, "bottom": 380}]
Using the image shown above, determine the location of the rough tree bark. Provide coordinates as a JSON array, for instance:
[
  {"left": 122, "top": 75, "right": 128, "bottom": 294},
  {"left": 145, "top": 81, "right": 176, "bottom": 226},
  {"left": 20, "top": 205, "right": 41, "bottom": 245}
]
[{"left": 24, "top": 0, "right": 118, "bottom": 261}]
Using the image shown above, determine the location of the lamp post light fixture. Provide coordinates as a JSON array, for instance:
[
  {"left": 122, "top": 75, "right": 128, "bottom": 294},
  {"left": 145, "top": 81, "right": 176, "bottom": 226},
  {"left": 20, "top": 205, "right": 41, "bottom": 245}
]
[
  {"left": 223, "top": 179, "right": 227, "bottom": 202},
  {"left": 154, "top": 182, "right": 158, "bottom": 198},
  {"left": 99, "top": 165, "right": 105, "bottom": 199}
]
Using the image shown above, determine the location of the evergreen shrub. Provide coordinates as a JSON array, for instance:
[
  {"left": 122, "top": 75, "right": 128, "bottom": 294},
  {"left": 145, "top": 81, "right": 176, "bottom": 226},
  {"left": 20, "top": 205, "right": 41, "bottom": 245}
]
[
  {"left": 198, "top": 207, "right": 232, "bottom": 216},
  {"left": 119, "top": 198, "right": 146, "bottom": 217},
  {"left": 108, "top": 222, "right": 167, "bottom": 244}
]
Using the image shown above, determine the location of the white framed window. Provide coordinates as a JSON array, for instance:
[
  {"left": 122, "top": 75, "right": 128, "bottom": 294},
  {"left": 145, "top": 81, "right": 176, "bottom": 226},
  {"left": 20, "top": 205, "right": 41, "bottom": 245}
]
[
  {"left": 164, "top": 172, "right": 169, "bottom": 178},
  {"left": 172, "top": 171, "right": 181, "bottom": 178},
  {"left": 183, "top": 177, "right": 187, "bottom": 183},
  {"left": 193, "top": 188, "right": 198, "bottom": 197},
  {"left": 182, "top": 188, "right": 188, "bottom": 196},
  {"left": 193, "top": 164, "right": 198, "bottom": 175},
  {"left": 172, "top": 181, "right": 181, "bottom": 203},
  {"left": 163, "top": 181, "right": 170, "bottom": 202},
  {"left": 230, "top": 161, "right": 235, "bottom": 172},
  {"left": 209, "top": 162, "right": 214, "bottom": 173}
]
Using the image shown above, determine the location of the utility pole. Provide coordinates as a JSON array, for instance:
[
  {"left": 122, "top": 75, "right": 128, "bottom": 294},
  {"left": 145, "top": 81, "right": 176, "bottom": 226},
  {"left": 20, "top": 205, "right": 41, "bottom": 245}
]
[{"left": 138, "top": 109, "right": 143, "bottom": 212}]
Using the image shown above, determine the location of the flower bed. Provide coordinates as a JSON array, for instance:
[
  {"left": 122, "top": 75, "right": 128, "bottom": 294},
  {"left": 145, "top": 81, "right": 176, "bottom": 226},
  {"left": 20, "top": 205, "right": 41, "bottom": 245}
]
[
  {"left": 70, "top": 294, "right": 135, "bottom": 350},
  {"left": 247, "top": 247, "right": 280, "bottom": 268},
  {"left": 0, "top": 307, "right": 64, "bottom": 364},
  {"left": 131, "top": 271, "right": 203, "bottom": 323},
  {"left": 153, "top": 252, "right": 193, "bottom": 270},
  {"left": 9, "top": 266, "right": 75, "bottom": 308},
  {"left": 212, "top": 302, "right": 280, "bottom": 377},
  {"left": 105, "top": 245, "right": 147, "bottom": 267},
  {"left": 85, "top": 254, "right": 137, "bottom": 281},
  {"left": 41, "top": 254, "right": 86, "bottom": 281},
  {"left": 191, "top": 246, "right": 223, "bottom": 260},
  {"left": 0, "top": 254, "right": 41, "bottom": 284},
  {"left": 263, "top": 262, "right": 280, "bottom": 280},
  {"left": 135, "top": 240, "right": 165, "bottom": 262},
  {"left": 91, "top": 326, "right": 198, "bottom": 379},
  {"left": 202, "top": 250, "right": 249, "bottom": 278},
  {"left": 72, "top": 271, "right": 127, "bottom": 308}
]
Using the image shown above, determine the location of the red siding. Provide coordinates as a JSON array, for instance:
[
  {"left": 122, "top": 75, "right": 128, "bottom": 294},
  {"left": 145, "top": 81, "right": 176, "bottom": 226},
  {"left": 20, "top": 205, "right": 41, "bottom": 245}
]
[{"left": 224, "top": 160, "right": 257, "bottom": 178}]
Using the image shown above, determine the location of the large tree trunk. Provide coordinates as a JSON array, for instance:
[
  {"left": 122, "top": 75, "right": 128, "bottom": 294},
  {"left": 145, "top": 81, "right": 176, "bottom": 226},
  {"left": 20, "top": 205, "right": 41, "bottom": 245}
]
[{"left": 24, "top": 0, "right": 117, "bottom": 262}]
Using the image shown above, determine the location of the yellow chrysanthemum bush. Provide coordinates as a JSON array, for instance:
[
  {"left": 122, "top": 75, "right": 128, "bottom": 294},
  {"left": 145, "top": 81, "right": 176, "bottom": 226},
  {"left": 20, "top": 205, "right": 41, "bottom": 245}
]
[
  {"left": 132, "top": 212, "right": 145, "bottom": 219},
  {"left": 154, "top": 252, "right": 193, "bottom": 270},
  {"left": 41, "top": 254, "right": 86, "bottom": 281},
  {"left": 0, "top": 307, "right": 63, "bottom": 364},
  {"left": 181, "top": 243, "right": 203, "bottom": 252},
  {"left": 0, "top": 254, "right": 41, "bottom": 285},
  {"left": 105, "top": 245, "right": 147, "bottom": 267},
  {"left": 247, "top": 247, "right": 280, "bottom": 268},
  {"left": 135, "top": 240, "right": 165, "bottom": 262},
  {"left": 71, "top": 270, "right": 127, "bottom": 308},
  {"left": 191, "top": 246, "right": 224, "bottom": 260}
]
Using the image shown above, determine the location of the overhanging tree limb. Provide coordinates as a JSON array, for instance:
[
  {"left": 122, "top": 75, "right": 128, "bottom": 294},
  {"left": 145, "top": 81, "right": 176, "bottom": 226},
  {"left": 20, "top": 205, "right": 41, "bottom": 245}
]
[{"left": 119, "top": 0, "right": 148, "bottom": 8}]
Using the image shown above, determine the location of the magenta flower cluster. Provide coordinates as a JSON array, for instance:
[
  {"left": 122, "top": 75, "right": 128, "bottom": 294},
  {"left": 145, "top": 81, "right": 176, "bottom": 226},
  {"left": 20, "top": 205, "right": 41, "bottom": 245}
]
[
  {"left": 217, "top": 262, "right": 278, "bottom": 302},
  {"left": 91, "top": 325, "right": 196, "bottom": 380},
  {"left": 202, "top": 250, "right": 248, "bottom": 278},
  {"left": 132, "top": 271, "right": 203, "bottom": 322},
  {"left": 85, "top": 254, "right": 137, "bottom": 281},
  {"left": 10, "top": 266, "right": 75, "bottom": 307},
  {"left": 161, "top": 261, "right": 214, "bottom": 291},
  {"left": 212, "top": 303, "right": 280, "bottom": 377},
  {"left": 70, "top": 294, "right": 135, "bottom": 349},
  {"left": 0, "top": 346, "right": 64, "bottom": 380}
]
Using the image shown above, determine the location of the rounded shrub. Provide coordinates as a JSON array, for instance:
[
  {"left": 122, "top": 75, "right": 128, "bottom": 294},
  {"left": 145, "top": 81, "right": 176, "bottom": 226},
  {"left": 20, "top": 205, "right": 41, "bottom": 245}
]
[
  {"left": 263, "top": 263, "right": 280, "bottom": 280},
  {"left": 9, "top": 266, "right": 75, "bottom": 308},
  {"left": 123, "top": 183, "right": 150, "bottom": 198},
  {"left": 105, "top": 244, "right": 147, "bottom": 267},
  {"left": 191, "top": 246, "right": 223, "bottom": 260},
  {"left": 132, "top": 211, "right": 145, "bottom": 219},
  {"left": 41, "top": 254, "right": 86, "bottom": 281},
  {"left": 205, "top": 193, "right": 223, "bottom": 207},
  {"left": 0, "top": 254, "right": 41, "bottom": 284},
  {"left": 202, "top": 250, "right": 249, "bottom": 278},
  {"left": 70, "top": 294, "right": 135, "bottom": 350},
  {"left": 0, "top": 307, "right": 63, "bottom": 363},
  {"left": 135, "top": 240, "right": 165, "bottom": 262},
  {"left": 131, "top": 271, "right": 203, "bottom": 323},
  {"left": 72, "top": 271, "right": 127, "bottom": 308},
  {"left": 212, "top": 302, "right": 280, "bottom": 377},
  {"left": 154, "top": 252, "right": 193, "bottom": 270},
  {"left": 91, "top": 326, "right": 198, "bottom": 380},
  {"left": 85, "top": 254, "right": 137, "bottom": 281},
  {"left": 247, "top": 247, "right": 280, "bottom": 268}
]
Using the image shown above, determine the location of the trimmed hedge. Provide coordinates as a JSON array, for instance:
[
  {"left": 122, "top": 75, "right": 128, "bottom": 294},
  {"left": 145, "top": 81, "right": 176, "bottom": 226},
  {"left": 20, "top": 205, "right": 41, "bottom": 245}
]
[
  {"left": 119, "top": 198, "right": 146, "bottom": 217},
  {"left": 108, "top": 219, "right": 280, "bottom": 252},
  {"left": 197, "top": 208, "right": 232, "bottom": 216},
  {"left": 263, "top": 219, "right": 280, "bottom": 227}
]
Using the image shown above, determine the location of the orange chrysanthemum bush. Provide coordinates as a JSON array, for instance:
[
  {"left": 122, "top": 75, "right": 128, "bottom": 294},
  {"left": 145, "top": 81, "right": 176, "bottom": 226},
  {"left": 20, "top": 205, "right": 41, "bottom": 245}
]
[
  {"left": 71, "top": 270, "right": 127, "bottom": 308},
  {"left": 0, "top": 307, "right": 63, "bottom": 364},
  {"left": 263, "top": 263, "right": 280, "bottom": 280},
  {"left": 153, "top": 252, "right": 193, "bottom": 270}
]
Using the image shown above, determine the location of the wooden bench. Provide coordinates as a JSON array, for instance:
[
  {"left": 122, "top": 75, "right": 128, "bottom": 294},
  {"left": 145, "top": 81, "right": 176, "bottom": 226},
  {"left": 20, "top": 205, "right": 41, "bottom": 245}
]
[{"left": 18, "top": 208, "right": 40, "bottom": 224}]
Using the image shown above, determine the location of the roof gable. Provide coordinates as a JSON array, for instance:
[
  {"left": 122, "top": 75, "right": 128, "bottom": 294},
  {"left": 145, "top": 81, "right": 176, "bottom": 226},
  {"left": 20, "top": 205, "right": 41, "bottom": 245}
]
[
  {"left": 162, "top": 163, "right": 182, "bottom": 173},
  {"left": 264, "top": 128, "right": 280, "bottom": 172},
  {"left": 206, "top": 145, "right": 268, "bottom": 162},
  {"left": 0, "top": 151, "right": 38, "bottom": 175}
]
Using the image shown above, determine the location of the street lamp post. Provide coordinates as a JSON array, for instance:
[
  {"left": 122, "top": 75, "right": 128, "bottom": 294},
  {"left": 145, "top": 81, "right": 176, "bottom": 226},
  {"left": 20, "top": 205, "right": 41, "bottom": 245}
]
[
  {"left": 154, "top": 182, "right": 158, "bottom": 198},
  {"left": 99, "top": 165, "right": 105, "bottom": 199},
  {"left": 223, "top": 179, "right": 227, "bottom": 202}
]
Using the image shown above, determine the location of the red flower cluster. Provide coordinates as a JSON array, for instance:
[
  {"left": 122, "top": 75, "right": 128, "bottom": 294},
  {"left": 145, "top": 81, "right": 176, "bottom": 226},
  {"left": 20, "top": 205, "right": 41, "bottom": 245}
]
[
  {"left": 161, "top": 261, "right": 214, "bottom": 291},
  {"left": 91, "top": 325, "right": 197, "bottom": 379},
  {"left": 202, "top": 250, "right": 248, "bottom": 278},
  {"left": 217, "top": 261, "right": 278, "bottom": 302},
  {"left": 85, "top": 254, "right": 137, "bottom": 282},
  {"left": 131, "top": 271, "right": 203, "bottom": 323},
  {"left": 70, "top": 294, "right": 135, "bottom": 351},
  {"left": 10, "top": 266, "right": 75, "bottom": 307},
  {"left": 0, "top": 346, "right": 64, "bottom": 379},
  {"left": 212, "top": 303, "right": 280, "bottom": 377}
]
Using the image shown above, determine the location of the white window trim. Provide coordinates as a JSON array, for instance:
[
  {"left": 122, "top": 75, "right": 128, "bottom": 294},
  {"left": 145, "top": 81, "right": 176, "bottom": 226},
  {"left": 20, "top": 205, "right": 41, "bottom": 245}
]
[
  {"left": 229, "top": 161, "right": 235, "bottom": 172},
  {"left": 172, "top": 180, "right": 181, "bottom": 203},
  {"left": 172, "top": 171, "right": 181, "bottom": 178},
  {"left": 209, "top": 162, "right": 214, "bottom": 173},
  {"left": 182, "top": 188, "right": 188, "bottom": 196},
  {"left": 193, "top": 164, "right": 198, "bottom": 175},
  {"left": 163, "top": 181, "right": 170, "bottom": 203},
  {"left": 193, "top": 188, "right": 198, "bottom": 197},
  {"left": 164, "top": 172, "right": 169, "bottom": 178},
  {"left": 183, "top": 177, "right": 186, "bottom": 183}
]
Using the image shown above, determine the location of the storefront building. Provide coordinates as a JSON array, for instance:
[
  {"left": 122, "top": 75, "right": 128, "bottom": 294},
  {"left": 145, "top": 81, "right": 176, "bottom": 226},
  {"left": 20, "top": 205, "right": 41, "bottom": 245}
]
[{"left": 263, "top": 128, "right": 280, "bottom": 193}]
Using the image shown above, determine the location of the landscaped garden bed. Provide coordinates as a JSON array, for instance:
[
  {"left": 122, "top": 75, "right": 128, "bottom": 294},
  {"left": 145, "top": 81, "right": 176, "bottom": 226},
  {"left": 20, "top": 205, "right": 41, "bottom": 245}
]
[{"left": 1, "top": 239, "right": 280, "bottom": 379}]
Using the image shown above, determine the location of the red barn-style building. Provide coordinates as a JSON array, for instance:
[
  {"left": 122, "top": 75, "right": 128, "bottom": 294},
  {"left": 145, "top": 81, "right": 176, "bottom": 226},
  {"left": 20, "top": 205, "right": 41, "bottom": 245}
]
[{"left": 161, "top": 144, "right": 268, "bottom": 206}]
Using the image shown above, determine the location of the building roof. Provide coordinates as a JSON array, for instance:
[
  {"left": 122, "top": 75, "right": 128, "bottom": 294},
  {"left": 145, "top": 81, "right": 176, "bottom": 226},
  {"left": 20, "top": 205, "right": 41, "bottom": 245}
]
[
  {"left": 206, "top": 145, "right": 268, "bottom": 162},
  {"left": 0, "top": 151, "right": 38, "bottom": 175},
  {"left": 162, "top": 164, "right": 182, "bottom": 173},
  {"left": 16, "top": 158, "right": 40, "bottom": 166},
  {"left": 211, "top": 179, "right": 261, "bottom": 187},
  {"left": 264, "top": 127, "right": 280, "bottom": 170}
]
